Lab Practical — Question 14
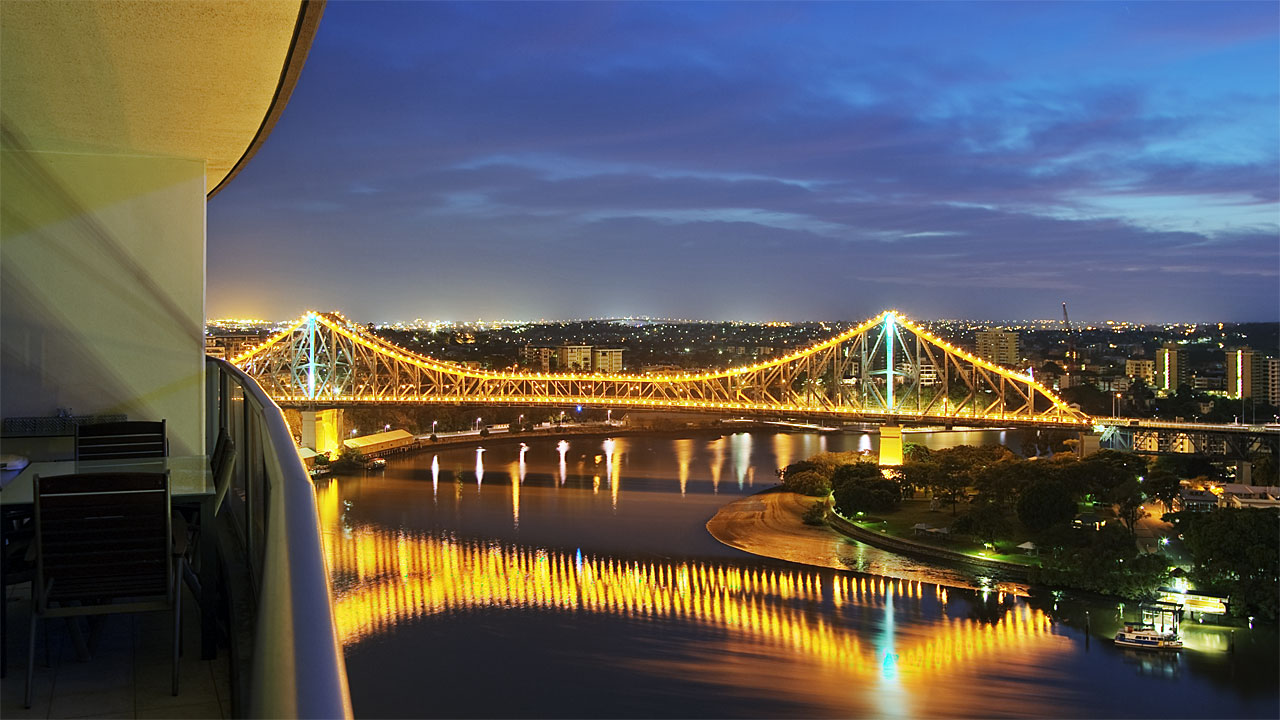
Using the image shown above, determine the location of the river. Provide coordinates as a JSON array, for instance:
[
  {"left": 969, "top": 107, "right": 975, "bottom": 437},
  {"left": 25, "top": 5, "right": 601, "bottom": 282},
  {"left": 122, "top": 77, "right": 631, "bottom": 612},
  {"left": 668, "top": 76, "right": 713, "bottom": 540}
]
[{"left": 319, "top": 430, "right": 1277, "bottom": 718}]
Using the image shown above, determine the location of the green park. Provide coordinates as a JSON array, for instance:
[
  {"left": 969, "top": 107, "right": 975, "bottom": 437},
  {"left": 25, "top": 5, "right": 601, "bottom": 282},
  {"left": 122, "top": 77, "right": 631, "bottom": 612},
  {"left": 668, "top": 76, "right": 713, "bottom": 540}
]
[{"left": 783, "top": 444, "right": 1280, "bottom": 621}]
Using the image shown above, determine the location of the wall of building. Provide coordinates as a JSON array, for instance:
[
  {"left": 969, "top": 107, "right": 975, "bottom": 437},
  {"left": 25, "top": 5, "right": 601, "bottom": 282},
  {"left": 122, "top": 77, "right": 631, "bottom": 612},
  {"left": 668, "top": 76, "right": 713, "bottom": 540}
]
[{"left": 1, "top": 149, "right": 206, "bottom": 456}]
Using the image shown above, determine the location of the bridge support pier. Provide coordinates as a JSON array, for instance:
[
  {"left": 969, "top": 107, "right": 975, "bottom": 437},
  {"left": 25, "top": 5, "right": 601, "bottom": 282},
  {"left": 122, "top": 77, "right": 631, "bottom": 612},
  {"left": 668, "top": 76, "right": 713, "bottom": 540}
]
[
  {"left": 1078, "top": 431, "right": 1101, "bottom": 458},
  {"left": 878, "top": 425, "right": 903, "bottom": 466},
  {"left": 302, "top": 409, "right": 344, "bottom": 456},
  {"left": 1236, "top": 460, "right": 1252, "bottom": 485}
]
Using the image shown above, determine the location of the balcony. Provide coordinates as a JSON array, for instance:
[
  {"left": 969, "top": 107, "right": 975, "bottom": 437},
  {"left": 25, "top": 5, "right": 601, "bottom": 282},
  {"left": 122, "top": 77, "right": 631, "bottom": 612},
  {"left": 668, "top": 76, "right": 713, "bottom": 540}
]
[
  {"left": 2, "top": 4, "right": 340, "bottom": 715},
  {"left": 2, "top": 360, "right": 351, "bottom": 718}
]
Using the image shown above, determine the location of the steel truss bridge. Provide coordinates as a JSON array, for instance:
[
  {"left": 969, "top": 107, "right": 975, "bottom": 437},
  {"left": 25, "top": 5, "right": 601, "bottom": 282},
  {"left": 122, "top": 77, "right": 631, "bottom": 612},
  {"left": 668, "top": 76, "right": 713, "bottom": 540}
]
[
  {"left": 233, "top": 310, "right": 1090, "bottom": 428},
  {"left": 1097, "top": 420, "right": 1278, "bottom": 460}
]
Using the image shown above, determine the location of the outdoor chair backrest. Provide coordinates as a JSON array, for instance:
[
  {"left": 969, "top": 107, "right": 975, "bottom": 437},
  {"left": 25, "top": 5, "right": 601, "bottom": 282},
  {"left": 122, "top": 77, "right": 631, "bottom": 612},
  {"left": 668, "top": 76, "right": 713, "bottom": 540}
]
[
  {"left": 33, "top": 472, "right": 172, "bottom": 609},
  {"left": 75, "top": 420, "right": 167, "bottom": 461}
]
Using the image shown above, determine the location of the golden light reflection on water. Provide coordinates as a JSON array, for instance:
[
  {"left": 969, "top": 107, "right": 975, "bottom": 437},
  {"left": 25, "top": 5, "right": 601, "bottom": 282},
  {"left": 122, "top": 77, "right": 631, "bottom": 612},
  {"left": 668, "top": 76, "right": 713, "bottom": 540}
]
[
  {"left": 674, "top": 438, "right": 692, "bottom": 496},
  {"left": 708, "top": 437, "right": 724, "bottom": 492},
  {"left": 319, "top": 482, "right": 1066, "bottom": 684}
]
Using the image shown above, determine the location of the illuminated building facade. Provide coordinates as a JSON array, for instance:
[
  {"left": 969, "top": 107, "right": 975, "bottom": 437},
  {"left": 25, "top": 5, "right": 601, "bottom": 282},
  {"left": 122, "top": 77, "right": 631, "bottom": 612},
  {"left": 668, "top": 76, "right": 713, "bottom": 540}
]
[
  {"left": 974, "top": 330, "right": 1019, "bottom": 367},
  {"left": 557, "top": 344, "right": 592, "bottom": 372},
  {"left": 522, "top": 345, "right": 556, "bottom": 372},
  {"left": 591, "top": 347, "right": 624, "bottom": 374},
  {"left": 1269, "top": 358, "right": 1280, "bottom": 407},
  {"left": 1156, "top": 344, "right": 1187, "bottom": 394},
  {"left": 1226, "top": 348, "right": 1267, "bottom": 401},
  {"left": 1125, "top": 359, "right": 1155, "bottom": 384}
]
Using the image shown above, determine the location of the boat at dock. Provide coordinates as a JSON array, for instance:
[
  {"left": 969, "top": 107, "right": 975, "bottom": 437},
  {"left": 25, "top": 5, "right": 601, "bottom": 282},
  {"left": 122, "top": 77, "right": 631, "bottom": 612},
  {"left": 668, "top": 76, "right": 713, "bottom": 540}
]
[{"left": 1114, "top": 622, "right": 1182, "bottom": 650}]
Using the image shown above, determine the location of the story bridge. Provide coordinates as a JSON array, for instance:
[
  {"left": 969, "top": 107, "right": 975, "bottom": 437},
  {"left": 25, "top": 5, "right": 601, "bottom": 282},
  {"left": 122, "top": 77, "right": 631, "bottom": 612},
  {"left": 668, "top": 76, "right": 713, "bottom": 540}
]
[{"left": 232, "top": 310, "right": 1090, "bottom": 429}]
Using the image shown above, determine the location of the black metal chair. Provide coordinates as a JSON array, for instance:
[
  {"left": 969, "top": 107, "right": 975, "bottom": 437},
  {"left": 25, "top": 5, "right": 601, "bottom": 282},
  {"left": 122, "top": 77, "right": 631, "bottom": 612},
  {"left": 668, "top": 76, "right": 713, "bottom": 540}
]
[
  {"left": 25, "top": 472, "right": 181, "bottom": 708},
  {"left": 172, "top": 429, "right": 236, "bottom": 598},
  {"left": 1, "top": 507, "right": 35, "bottom": 678},
  {"left": 74, "top": 420, "right": 167, "bottom": 461}
]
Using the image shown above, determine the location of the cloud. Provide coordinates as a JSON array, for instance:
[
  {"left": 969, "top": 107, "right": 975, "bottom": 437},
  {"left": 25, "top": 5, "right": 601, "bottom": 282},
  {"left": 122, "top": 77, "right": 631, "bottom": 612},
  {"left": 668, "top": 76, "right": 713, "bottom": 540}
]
[{"left": 208, "top": 1, "right": 1279, "bottom": 322}]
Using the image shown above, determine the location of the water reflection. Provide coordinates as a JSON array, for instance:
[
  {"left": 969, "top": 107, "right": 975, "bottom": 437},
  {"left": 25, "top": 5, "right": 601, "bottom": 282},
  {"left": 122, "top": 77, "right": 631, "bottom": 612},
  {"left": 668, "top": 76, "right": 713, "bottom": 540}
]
[
  {"left": 708, "top": 437, "right": 724, "bottom": 492},
  {"left": 731, "top": 433, "right": 752, "bottom": 489},
  {"left": 322, "top": 491, "right": 1063, "bottom": 685},
  {"left": 675, "top": 438, "right": 692, "bottom": 496},
  {"left": 329, "top": 432, "right": 1279, "bottom": 719}
]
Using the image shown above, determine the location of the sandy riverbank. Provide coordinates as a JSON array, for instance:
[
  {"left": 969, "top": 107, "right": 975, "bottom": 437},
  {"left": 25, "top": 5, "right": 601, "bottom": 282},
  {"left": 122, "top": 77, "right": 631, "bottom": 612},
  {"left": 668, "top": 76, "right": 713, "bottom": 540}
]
[
  {"left": 705, "top": 489, "right": 857, "bottom": 571},
  {"left": 706, "top": 489, "right": 1029, "bottom": 592}
]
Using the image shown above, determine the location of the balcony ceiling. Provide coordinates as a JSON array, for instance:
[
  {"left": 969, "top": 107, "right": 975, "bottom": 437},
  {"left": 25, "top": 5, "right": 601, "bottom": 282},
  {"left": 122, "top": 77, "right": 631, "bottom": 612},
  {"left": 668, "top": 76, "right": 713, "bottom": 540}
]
[{"left": 0, "top": 0, "right": 323, "bottom": 197}]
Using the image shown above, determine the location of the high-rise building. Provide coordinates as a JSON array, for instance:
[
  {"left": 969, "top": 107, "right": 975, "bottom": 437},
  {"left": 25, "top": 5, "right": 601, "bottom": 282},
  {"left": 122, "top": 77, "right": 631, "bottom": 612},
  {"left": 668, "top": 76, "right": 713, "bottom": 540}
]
[
  {"left": 975, "top": 330, "right": 1019, "bottom": 366},
  {"left": 1226, "top": 347, "right": 1268, "bottom": 400},
  {"left": 1268, "top": 358, "right": 1280, "bottom": 407},
  {"left": 1125, "top": 359, "right": 1155, "bottom": 384},
  {"left": 592, "top": 348, "right": 624, "bottom": 374},
  {"left": 557, "top": 345, "right": 593, "bottom": 372},
  {"left": 1155, "top": 344, "right": 1187, "bottom": 394}
]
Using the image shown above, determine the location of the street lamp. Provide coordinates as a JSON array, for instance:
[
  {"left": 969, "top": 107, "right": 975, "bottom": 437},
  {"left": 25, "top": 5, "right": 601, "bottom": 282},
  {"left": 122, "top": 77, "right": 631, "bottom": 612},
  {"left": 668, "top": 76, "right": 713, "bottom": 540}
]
[
  {"left": 1113, "top": 392, "right": 1121, "bottom": 417},
  {"left": 475, "top": 417, "right": 482, "bottom": 431},
  {"left": 607, "top": 409, "right": 612, "bottom": 424},
  {"left": 432, "top": 420, "right": 438, "bottom": 433},
  {"left": 518, "top": 414, "right": 524, "bottom": 430}
]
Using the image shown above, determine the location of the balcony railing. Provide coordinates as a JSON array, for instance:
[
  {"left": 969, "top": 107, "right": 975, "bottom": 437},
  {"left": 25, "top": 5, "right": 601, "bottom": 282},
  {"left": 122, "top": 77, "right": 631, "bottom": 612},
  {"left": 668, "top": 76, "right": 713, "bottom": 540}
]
[{"left": 206, "top": 358, "right": 352, "bottom": 719}]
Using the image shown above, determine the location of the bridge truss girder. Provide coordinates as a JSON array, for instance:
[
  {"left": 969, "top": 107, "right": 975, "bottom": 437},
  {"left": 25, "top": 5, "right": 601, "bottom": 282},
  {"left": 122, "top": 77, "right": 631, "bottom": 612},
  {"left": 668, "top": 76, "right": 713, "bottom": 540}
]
[
  {"left": 1099, "top": 425, "right": 1279, "bottom": 460},
  {"left": 234, "top": 310, "right": 1089, "bottom": 428}
]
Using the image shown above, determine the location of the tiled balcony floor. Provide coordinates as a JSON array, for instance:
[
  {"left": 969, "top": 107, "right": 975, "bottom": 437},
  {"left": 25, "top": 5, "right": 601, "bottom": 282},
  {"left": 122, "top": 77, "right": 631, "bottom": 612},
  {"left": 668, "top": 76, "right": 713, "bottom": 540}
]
[{"left": 1, "top": 583, "right": 231, "bottom": 719}]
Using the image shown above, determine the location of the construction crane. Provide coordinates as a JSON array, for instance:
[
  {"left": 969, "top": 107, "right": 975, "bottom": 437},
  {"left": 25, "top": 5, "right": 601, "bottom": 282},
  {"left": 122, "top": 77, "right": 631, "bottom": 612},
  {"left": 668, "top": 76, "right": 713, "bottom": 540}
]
[{"left": 1061, "top": 302, "right": 1077, "bottom": 371}]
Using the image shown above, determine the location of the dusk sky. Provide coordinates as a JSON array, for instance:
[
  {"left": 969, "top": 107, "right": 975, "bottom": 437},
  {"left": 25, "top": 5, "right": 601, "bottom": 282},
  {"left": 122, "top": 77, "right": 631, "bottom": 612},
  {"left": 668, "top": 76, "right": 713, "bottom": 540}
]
[{"left": 207, "top": 1, "right": 1279, "bottom": 324}]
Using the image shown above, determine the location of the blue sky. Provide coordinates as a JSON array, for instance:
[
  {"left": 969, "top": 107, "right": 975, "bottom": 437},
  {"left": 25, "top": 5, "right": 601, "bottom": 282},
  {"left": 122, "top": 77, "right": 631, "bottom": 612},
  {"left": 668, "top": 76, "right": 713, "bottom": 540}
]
[{"left": 208, "top": 1, "right": 1279, "bottom": 323}]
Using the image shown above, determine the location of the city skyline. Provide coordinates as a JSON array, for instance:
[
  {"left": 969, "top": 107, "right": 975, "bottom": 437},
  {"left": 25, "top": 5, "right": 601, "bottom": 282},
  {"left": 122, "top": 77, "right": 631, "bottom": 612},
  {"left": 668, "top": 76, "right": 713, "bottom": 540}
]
[{"left": 208, "top": 1, "right": 1279, "bottom": 323}]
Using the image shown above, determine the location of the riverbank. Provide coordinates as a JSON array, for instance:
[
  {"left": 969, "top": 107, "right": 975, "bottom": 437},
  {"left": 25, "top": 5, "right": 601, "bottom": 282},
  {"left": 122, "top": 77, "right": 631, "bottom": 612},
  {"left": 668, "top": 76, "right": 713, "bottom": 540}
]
[
  {"left": 704, "top": 488, "right": 853, "bottom": 572},
  {"left": 823, "top": 504, "right": 1033, "bottom": 581},
  {"left": 705, "top": 488, "right": 1026, "bottom": 591}
]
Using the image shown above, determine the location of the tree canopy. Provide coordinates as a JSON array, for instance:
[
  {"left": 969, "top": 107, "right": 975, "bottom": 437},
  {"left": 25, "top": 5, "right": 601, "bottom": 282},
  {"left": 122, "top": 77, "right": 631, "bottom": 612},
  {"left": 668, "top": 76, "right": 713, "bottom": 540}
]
[{"left": 1179, "top": 508, "right": 1280, "bottom": 620}]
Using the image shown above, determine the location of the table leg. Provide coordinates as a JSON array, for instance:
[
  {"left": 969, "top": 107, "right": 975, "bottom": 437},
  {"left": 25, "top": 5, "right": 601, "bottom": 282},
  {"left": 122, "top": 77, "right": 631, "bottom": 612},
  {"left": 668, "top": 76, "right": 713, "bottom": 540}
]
[{"left": 199, "top": 496, "right": 217, "bottom": 660}]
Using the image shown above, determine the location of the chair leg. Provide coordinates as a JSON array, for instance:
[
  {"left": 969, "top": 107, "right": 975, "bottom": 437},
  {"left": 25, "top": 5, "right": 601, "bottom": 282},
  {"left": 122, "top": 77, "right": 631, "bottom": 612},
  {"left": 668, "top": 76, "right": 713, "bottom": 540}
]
[
  {"left": 24, "top": 607, "right": 36, "bottom": 708},
  {"left": 1, "top": 582, "right": 7, "bottom": 679},
  {"left": 172, "top": 566, "right": 182, "bottom": 696}
]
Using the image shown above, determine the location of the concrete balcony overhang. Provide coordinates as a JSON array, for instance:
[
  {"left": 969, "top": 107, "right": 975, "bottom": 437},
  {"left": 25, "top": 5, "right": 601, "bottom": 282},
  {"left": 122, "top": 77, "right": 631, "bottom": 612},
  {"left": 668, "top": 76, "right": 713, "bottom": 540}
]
[{"left": 0, "top": 0, "right": 324, "bottom": 197}]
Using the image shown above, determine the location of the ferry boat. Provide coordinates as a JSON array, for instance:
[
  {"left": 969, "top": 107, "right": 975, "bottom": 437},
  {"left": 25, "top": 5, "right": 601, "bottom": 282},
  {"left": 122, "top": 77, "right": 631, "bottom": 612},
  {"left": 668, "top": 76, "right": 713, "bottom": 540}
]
[
  {"left": 1114, "top": 622, "right": 1182, "bottom": 650},
  {"left": 367, "top": 457, "right": 387, "bottom": 471}
]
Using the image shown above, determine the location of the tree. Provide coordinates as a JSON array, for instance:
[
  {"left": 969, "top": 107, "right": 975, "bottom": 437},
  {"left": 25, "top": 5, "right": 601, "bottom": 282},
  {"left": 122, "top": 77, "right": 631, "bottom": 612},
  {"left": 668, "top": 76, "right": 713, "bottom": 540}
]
[
  {"left": 1016, "top": 480, "right": 1076, "bottom": 533},
  {"left": 1180, "top": 508, "right": 1280, "bottom": 620},
  {"left": 898, "top": 460, "right": 940, "bottom": 504},
  {"left": 1036, "top": 524, "right": 1167, "bottom": 600},
  {"left": 974, "top": 458, "right": 1036, "bottom": 510},
  {"left": 782, "top": 469, "right": 831, "bottom": 497},
  {"left": 1079, "top": 450, "right": 1146, "bottom": 498},
  {"left": 924, "top": 445, "right": 1012, "bottom": 515},
  {"left": 1109, "top": 479, "right": 1146, "bottom": 537},
  {"left": 330, "top": 446, "right": 366, "bottom": 473},
  {"left": 1251, "top": 453, "right": 1279, "bottom": 486},
  {"left": 830, "top": 461, "right": 883, "bottom": 490},
  {"left": 1143, "top": 469, "right": 1182, "bottom": 513},
  {"left": 903, "top": 443, "right": 932, "bottom": 463},
  {"left": 832, "top": 475, "right": 901, "bottom": 516},
  {"left": 952, "top": 501, "right": 1011, "bottom": 546}
]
